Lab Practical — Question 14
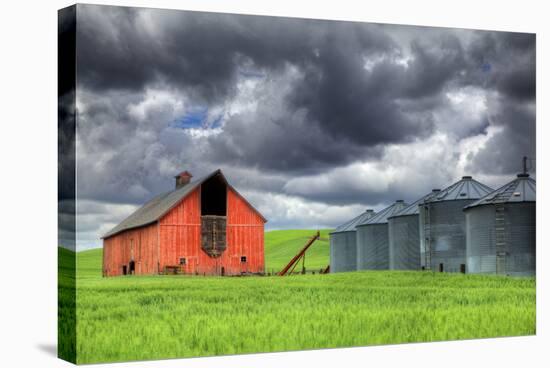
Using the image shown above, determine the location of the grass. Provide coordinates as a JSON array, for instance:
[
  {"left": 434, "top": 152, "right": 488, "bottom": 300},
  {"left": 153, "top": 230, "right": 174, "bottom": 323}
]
[
  {"left": 58, "top": 247, "right": 76, "bottom": 362},
  {"left": 59, "top": 229, "right": 536, "bottom": 364}
]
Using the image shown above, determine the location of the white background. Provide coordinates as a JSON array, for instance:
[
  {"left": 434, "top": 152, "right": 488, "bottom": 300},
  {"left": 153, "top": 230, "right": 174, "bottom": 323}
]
[{"left": 0, "top": 0, "right": 547, "bottom": 367}]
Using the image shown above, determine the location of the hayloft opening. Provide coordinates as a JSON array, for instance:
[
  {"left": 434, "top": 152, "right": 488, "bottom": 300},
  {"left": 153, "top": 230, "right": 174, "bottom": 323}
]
[
  {"left": 200, "top": 173, "right": 228, "bottom": 258},
  {"left": 201, "top": 174, "right": 227, "bottom": 216}
]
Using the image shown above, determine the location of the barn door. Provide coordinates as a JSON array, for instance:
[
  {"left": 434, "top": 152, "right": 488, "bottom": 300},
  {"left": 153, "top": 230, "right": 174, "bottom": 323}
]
[
  {"left": 201, "top": 215, "right": 227, "bottom": 258},
  {"left": 240, "top": 255, "right": 248, "bottom": 274}
]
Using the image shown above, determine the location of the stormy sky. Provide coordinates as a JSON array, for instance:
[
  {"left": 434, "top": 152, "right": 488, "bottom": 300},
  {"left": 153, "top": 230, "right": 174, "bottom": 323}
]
[{"left": 63, "top": 4, "right": 535, "bottom": 250}]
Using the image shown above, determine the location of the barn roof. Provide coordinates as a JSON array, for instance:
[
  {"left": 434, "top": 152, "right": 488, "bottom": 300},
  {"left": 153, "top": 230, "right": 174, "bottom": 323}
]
[{"left": 102, "top": 169, "right": 266, "bottom": 239}]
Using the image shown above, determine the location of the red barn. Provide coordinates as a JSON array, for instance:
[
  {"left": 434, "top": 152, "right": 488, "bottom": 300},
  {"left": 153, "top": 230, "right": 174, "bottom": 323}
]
[{"left": 102, "top": 169, "right": 266, "bottom": 276}]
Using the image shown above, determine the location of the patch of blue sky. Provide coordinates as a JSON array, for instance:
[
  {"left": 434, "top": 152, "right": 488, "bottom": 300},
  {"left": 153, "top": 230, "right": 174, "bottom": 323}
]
[
  {"left": 170, "top": 106, "right": 208, "bottom": 129},
  {"left": 170, "top": 106, "right": 225, "bottom": 130}
]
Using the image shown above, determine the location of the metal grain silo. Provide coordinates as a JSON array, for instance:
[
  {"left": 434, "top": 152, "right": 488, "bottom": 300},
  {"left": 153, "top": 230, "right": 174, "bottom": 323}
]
[
  {"left": 356, "top": 200, "right": 408, "bottom": 270},
  {"left": 420, "top": 176, "right": 493, "bottom": 272},
  {"left": 388, "top": 190, "right": 441, "bottom": 270},
  {"left": 464, "top": 173, "right": 536, "bottom": 276},
  {"left": 330, "top": 209, "right": 376, "bottom": 273}
]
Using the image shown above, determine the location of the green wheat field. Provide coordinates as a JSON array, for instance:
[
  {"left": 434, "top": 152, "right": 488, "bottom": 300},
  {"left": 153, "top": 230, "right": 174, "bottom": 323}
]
[{"left": 59, "top": 229, "right": 536, "bottom": 364}]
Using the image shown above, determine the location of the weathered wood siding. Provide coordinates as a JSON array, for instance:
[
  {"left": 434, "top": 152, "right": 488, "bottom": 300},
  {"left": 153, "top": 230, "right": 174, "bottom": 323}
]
[
  {"left": 102, "top": 222, "right": 159, "bottom": 276},
  {"left": 226, "top": 188, "right": 265, "bottom": 274},
  {"left": 158, "top": 187, "right": 202, "bottom": 274}
]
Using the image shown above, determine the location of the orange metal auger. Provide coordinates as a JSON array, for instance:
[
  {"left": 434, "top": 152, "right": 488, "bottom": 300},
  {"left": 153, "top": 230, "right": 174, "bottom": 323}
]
[{"left": 278, "top": 231, "right": 321, "bottom": 276}]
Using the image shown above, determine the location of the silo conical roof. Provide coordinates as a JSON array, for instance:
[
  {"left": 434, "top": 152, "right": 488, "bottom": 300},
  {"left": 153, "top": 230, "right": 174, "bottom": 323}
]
[
  {"left": 389, "top": 189, "right": 441, "bottom": 218},
  {"left": 358, "top": 200, "right": 409, "bottom": 225},
  {"left": 332, "top": 209, "right": 376, "bottom": 233},
  {"left": 464, "top": 173, "right": 536, "bottom": 209},
  {"left": 428, "top": 176, "right": 493, "bottom": 202}
]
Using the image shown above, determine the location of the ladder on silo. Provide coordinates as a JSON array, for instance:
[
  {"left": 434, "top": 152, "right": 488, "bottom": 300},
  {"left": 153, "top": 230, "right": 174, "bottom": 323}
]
[
  {"left": 423, "top": 204, "right": 432, "bottom": 271},
  {"left": 493, "top": 183, "right": 516, "bottom": 274},
  {"left": 494, "top": 205, "right": 507, "bottom": 274}
]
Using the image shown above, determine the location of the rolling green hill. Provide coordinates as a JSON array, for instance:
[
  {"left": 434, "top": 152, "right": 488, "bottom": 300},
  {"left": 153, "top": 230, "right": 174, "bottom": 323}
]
[{"left": 75, "top": 229, "right": 332, "bottom": 277}]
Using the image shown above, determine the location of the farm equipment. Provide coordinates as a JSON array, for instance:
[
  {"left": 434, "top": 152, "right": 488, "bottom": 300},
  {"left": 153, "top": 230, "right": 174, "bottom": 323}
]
[
  {"left": 163, "top": 265, "right": 183, "bottom": 275},
  {"left": 278, "top": 231, "right": 322, "bottom": 276}
]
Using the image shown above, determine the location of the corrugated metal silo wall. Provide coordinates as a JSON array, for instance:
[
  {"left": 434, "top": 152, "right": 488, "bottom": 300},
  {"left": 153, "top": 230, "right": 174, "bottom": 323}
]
[
  {"left": 330, "top": 231, "right": 357, "bottom": 272},
  {"left": 465, "top": 205, "right": 495, "bottom": 274},
  {"left": 427, "top": 200, "right": 471, "bottom": 272},
  {"left": 356, "top": 223, "right": 389, "bottom": 270},
  {"left": 505, "top": 202, "right": 536, "bottom": 276},
  {"left": 389, "top": 214, "right": 421, "bottom": 270},
  {"left": 466, "top": 203, "right": 535, "bottom": 276}
]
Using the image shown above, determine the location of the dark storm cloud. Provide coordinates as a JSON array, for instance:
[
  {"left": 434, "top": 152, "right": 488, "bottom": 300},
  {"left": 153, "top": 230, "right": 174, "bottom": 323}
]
[
  {"left": 58, "top": 6, "right": 76, "bottom": 249},
  {"left": 76, "top": 5, "right": 535, "bottom": 177},
  {"left": 78, "top": 7, "right": 236, "bottom": 102},
  {"left": 59, "top": 5, "right": 76, "bottom": 202},
  {"left": 77, "top": 6, "right": 394, "bottom": 99},
  {"left": 76, "top": 5, "right": 436, "bottom": 170},
  {"left": 458, "top": 31, "right": 536, "bottom": 176},
  {"left": 403, "top": 35, "right": 466, "bottom": 97},
  {"left": 284, "top": 33, "right": 458, "bottom": 148},
  {"left": 466, "top": 31, "right": 536, "bottom": 101},
  {"left": 73, "top": 88, "right": 180, "bottom": 205},
  {"left": 466, "top": 100, "right": 536, "bottom": 175},
  {"left": 77, "top": 6, "right": 335, "bottom": 101},
  {"left": 58, "top": 5, "right": 76, "bottom": 97}
]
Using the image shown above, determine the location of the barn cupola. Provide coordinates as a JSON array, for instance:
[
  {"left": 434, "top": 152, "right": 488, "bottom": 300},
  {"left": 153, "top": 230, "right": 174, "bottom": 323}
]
[{"left": 175, "top": 171, "right": 193, "bottom": 189}]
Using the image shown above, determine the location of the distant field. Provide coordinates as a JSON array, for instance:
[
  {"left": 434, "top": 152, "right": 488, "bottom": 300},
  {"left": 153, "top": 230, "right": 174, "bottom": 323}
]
[{"left": 60, "top": 230, "right": 536, "bottom": 364}]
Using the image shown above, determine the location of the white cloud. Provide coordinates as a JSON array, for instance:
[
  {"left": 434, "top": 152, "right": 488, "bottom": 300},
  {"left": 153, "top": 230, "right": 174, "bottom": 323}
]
[
  {"left": 75, "top": 200, "right": 139, "bottom": 250},
  {"left": 283, "top": 127, "right": 511, "bottom": 206},
  {"left": 433, "top": 86, "right": 491, "bottom": 138},
  {"left": 243, "top": 190, "right": 369, "bottom": 230},
  {"left": 127, "top": 88, "right": 187, "bottom": 123}
]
